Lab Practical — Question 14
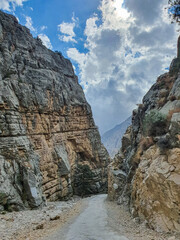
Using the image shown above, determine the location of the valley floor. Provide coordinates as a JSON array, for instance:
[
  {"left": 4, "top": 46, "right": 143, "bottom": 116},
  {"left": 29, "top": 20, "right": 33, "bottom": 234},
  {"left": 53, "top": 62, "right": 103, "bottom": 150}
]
[{"left": 0, "top": 195, "right": 178, "bottom": 240}]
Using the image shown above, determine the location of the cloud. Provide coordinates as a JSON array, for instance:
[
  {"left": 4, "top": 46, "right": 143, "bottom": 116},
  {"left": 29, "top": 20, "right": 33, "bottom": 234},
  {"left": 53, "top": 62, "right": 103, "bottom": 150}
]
[
  {"left": 124, "top": 0, "right": 169, "bottom": 26},
  {"left": 58, "top": 16, "right": 78, "bottom": 43},
  {"left": 67, "top": 48, "right": 86, "bottom": 66},
  {"left": 67, "top": 0, "right": 178, "bottom": 134},
  {"left": 40, "top": 25, "right": 47, "bottom": 31},
  {"left": 0, "top": 0, "right": 27, "bottom": 11},
  {"left": 25, "top": 16, "right": 36, "bottom": 32},
  {"left": 38, "top": 33, "right": 53, "bottom": 50}
]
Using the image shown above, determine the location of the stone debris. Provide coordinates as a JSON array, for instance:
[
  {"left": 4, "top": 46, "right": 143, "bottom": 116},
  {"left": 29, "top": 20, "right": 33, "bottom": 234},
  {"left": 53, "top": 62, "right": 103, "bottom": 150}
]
[
  {"left": 0, "top": 197, "right": 80, "bottom": 240},
  {"left": 168, "top": 237, "right": 176, "bottom": 240}
]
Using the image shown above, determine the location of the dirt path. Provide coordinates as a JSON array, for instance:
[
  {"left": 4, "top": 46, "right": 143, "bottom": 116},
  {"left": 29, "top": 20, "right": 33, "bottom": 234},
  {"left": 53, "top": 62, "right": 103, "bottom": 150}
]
[
  {"left": 43, "top": 194, "right": 129, "bottom": 240},
  {"left": 41, "top": 195, "right": 178, "bottom": 240},
  {"left": 0, "top": 194, "right": 179, "bottom": 240}
]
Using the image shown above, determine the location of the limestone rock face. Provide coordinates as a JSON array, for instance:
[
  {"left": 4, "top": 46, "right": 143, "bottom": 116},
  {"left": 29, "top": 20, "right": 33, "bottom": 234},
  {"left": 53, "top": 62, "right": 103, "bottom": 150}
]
[
  {"left": 0, "top": 11, "right": 109, "bottom": 211},
  {"left": 108, "top": 43, "right": 180, "bottom": 232}
]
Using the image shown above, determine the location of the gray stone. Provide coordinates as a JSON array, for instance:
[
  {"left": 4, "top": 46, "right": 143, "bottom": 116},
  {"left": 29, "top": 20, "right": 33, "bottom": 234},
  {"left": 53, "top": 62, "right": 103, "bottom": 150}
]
[
  {"left": 55, "top": 145, "right": 70, "bottom": 176},
  {"left": 0, "top": 205, "right": 4, "bottom": 211},
  {"left": 0, "top": 10, "right": 109, "bottom": 209}
]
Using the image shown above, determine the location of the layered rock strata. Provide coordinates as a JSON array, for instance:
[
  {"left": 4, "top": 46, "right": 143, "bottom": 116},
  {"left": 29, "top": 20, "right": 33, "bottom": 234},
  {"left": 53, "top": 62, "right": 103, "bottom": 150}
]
[
  {"left": 108, "top": 39, "right": 180, "bottom": 232},
  {"left": 0, "top": 11, "right": 109, "bottom": 211}
]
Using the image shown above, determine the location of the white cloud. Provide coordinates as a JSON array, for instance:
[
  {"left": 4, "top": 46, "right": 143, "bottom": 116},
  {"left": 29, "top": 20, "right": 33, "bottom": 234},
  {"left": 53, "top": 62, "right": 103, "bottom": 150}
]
[
  {"left": 40, "top": 25, "right": 47, "bottom": 31},
  {"left": 67, "top": 0, "right": 178, "bottom": 134},
  {"left": 25, "top": 16, "right": 36, "bottom": 32},
  {"left": 38, "top": 34, "right": 53, "bottom": 50},
  {"left": 58, "top": 22, "right": 75, "bottom": 36},
  {"left": 59, "top": 34, "right": 77, "bottom": 43},
  {"left": 58, "top": 16, "right": 78, "bottom": 43},
  {"left": 0, "top": 0, "right": 27, "bottom": 11},
  {"left": 67, "top": 48, "right": 86, "bottom": 66}
]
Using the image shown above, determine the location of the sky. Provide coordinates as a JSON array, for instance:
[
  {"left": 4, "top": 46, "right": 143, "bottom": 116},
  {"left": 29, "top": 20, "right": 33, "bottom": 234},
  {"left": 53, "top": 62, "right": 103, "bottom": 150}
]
[{"left": 0, "top": 0, "right": 179, "bottom": 134}]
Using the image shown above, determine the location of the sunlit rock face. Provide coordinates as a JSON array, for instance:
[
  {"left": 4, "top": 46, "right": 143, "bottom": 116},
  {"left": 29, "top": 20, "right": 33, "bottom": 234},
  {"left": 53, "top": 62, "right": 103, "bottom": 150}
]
[
  {"left": 0, "top": 11, "right": 109, "bottom": 211},
  {"left": 108, "top": 39, "right": 180, "bottom": 233}
]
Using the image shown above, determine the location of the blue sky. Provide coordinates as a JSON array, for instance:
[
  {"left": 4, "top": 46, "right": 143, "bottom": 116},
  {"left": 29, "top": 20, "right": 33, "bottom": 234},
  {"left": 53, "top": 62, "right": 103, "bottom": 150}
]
[
  {"left": 0, "top": 0, "right": 178, "bottom": 134},
  {"left": 1, "top": 0, "right": 102, "bottom": 77},
  {"left": 8, "top": 0, "right": 100, "bottom": 55}
]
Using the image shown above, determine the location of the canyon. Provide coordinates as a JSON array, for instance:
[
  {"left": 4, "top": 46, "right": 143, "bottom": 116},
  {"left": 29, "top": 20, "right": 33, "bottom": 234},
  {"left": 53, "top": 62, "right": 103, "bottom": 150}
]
[{"left": 0, "top": 9, "right": 180, "bottom": 239}]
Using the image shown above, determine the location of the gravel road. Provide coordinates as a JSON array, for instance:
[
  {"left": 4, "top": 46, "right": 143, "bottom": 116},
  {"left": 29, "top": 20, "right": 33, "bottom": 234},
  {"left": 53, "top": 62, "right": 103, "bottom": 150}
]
[
  {"left": 45, "top": 194, "right": 129, "bottom": 240},
  {"left": 0, "top": 194, "right": 178, "bottom": 240},
  {"left": 42, "top": 194, "right": 178, "bottom": 240}
]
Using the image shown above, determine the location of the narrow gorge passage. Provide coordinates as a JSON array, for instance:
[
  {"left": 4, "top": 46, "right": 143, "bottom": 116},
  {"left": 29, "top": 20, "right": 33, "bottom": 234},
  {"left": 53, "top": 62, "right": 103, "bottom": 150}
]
[{"left": 43, "top": 195, "right": 129, "bottom": 240}]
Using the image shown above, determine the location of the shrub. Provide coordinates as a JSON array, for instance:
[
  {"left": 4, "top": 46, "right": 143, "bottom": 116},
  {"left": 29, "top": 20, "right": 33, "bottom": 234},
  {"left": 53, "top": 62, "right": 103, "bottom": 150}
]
[
  {"left": 169, "top": 95, "right": 177, "bottom": 101},
  {"left": 157, "top": 136, "right": 171, "bottom": 149},
  {"left": 143, "top": 110, "right": 167, "bottom": 136},
  {"left": 55, "top": 50, "right": 62, "bottom": 56}
]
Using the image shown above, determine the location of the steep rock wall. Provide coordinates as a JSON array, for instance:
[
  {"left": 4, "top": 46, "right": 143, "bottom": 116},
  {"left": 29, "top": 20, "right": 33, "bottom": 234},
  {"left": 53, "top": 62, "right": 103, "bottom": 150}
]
[
  {"left": 108, "top": 39, "right": 180, "bottom": 233},
  {"left": 0, "top": 11, "right": 109, "bottom": 211}
]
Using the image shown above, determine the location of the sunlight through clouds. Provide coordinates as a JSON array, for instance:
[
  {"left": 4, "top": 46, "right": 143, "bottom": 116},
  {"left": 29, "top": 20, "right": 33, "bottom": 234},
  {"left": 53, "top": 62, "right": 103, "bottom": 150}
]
[
  {"left": 112, "top": 0, "right": 130, "bottom": 20},
  {"left": 1, "top": 0, "right": 177, "bottom": 133},
  {"left": 67, "top": 0, "right": 178, "bottom": 133},
  {"left": 99, "top": 0, "right": 133, "bottom": 30}
]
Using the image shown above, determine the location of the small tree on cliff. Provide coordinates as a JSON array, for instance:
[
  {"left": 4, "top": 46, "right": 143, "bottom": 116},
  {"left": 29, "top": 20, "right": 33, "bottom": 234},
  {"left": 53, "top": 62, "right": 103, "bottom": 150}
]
[{"left": 168, "top": 0, "right": 180, "bottom": 23}]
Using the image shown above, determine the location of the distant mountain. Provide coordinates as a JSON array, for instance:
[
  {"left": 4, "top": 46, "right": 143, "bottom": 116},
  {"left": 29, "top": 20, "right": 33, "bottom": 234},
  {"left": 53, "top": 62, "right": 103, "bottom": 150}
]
[{"left": 102, "top": 117, "right": 131, "bottom": 158}]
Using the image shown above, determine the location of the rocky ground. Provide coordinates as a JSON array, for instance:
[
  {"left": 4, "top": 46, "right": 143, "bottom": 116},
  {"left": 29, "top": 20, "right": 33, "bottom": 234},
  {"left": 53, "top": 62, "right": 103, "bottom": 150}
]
[
  {"left": 106, "top": 199, "right": 179, "bottom": 240},
  {"left": 0, "top": 197, "right": 83, "bottom": 240},
  {"left": 0, "top": 195, "right": 178, "bottom": 240}
]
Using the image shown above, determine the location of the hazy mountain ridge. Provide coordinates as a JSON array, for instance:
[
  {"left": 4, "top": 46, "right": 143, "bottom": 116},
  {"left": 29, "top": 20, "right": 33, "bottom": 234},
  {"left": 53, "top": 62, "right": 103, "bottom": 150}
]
[{"left": 102, "top": 117, "right": 131, "bottom": 157}]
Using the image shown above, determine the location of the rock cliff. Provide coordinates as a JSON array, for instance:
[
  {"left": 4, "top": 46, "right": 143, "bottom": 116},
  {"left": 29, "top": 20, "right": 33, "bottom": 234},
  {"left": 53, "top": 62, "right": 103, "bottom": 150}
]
[
  {"left": 0, "top": 11, "right": 109, "bottom": 211},
  {"left": 108, "top": 38, "right": 180, "bottom": 232}
]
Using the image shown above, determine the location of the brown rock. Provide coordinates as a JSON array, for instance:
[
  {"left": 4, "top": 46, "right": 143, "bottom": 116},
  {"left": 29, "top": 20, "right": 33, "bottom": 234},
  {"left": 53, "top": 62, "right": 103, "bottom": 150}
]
[
  {"left": 108, "top": 37, "right": 180, "bottom": 233},
  {"left": 0, "top": 10, "right": 109, "bottom": 210}
]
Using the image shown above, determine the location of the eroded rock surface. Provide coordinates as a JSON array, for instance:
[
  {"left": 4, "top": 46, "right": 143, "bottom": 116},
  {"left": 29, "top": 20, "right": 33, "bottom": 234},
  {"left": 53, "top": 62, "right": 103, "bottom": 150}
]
[
  {"left": 108, "top": 40, "right": 180, "bottom": 232},
  {"left": 0, "top": 11, "right": 109, "bottom": 211}
]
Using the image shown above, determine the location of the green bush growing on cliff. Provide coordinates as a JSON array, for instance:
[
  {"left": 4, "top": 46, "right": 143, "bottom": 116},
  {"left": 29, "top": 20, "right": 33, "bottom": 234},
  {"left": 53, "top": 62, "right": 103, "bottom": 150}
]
[{"left": 143, "top": 110, "right": 167, "bottom": 136}]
